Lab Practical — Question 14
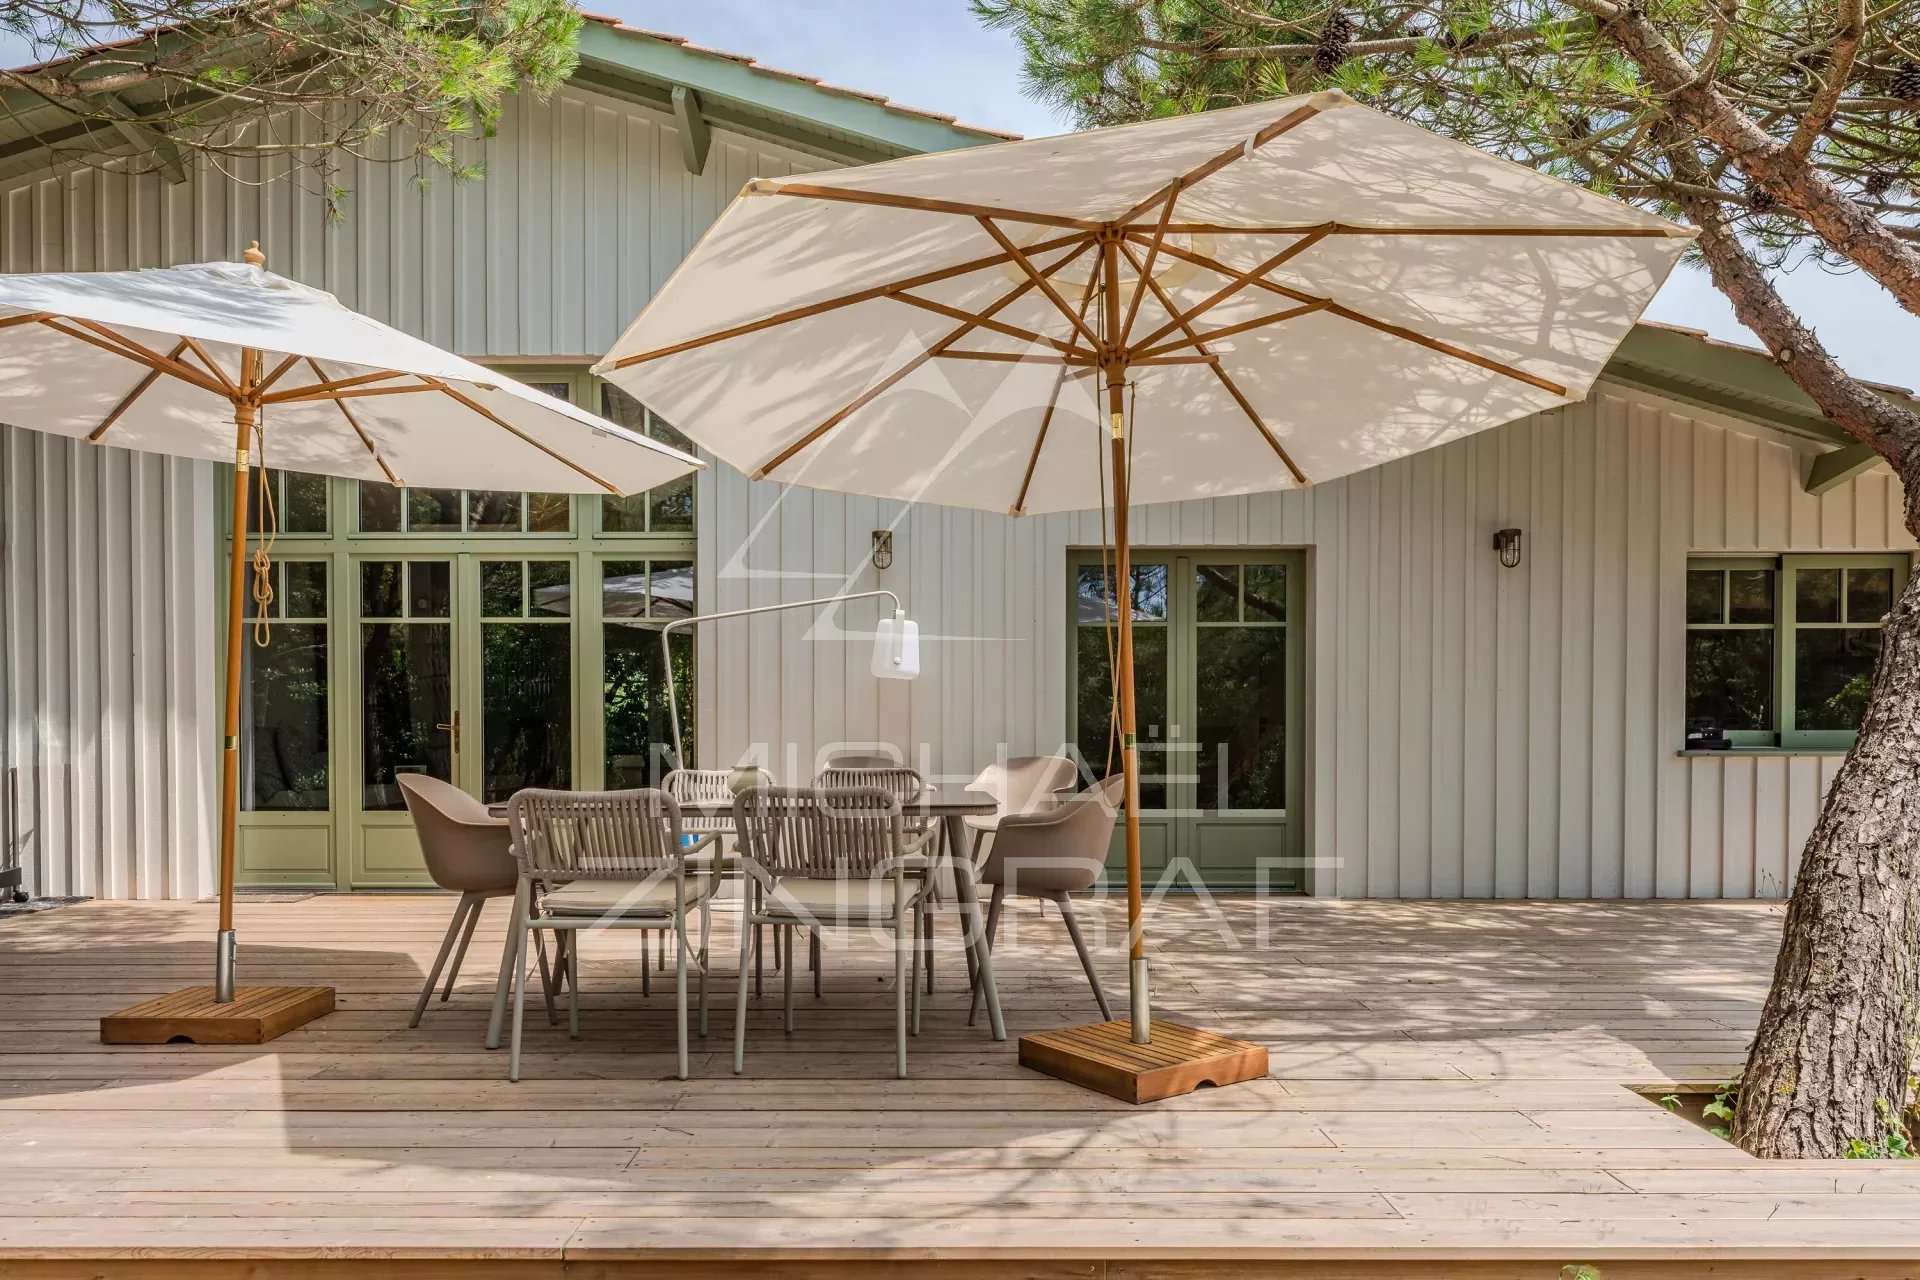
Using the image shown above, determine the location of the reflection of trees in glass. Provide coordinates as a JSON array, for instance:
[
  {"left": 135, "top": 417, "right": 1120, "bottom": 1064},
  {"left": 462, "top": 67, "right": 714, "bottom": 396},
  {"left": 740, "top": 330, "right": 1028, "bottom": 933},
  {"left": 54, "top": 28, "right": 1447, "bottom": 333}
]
[
  {"left": 361, "top": 623, "right": 451, "bottom": 810},
  {"left": 1195, "top": 628, "right": 1285, "bottom": 809},
  {"left": 1797, "top": 630, "right": 1879, "bottom": 730},
  {"left": 482, "top": 623, "right": 571, "bottom": 803},
  {"left": 244, "top": 626, "right": 329, "bottom": 810},
  {"left": 1685, "top": 631, "right": 1773, "bottom": 731},
  {"left": 1075, "top": 625, "right": 1167, "bottom": 808},
  {"left": 605, "top": 626, "right": 694, "bottom": 785}
]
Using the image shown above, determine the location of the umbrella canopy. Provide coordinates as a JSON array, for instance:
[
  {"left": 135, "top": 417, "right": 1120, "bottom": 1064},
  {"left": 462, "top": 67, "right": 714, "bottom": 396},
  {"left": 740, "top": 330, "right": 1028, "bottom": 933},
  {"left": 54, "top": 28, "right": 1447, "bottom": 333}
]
[
  {"left": 594, "top": 90, "right": 1691, "bottom": 1059},
  {"left": 0, "top": 246, "right": 703, "bottom": 1020},
  {"left": 597, "top": 90, "right": 1687, "bottom": 512},
  {"left": 0, "top": 255, "right": 700, "bottom": 494}
]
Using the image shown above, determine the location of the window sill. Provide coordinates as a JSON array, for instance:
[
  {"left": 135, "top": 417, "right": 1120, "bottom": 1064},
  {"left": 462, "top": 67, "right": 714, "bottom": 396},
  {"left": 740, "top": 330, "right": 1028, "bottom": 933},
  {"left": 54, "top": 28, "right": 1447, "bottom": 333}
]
[{"left": 1676, "top": 747, "right": 1850, "bottom": 758}]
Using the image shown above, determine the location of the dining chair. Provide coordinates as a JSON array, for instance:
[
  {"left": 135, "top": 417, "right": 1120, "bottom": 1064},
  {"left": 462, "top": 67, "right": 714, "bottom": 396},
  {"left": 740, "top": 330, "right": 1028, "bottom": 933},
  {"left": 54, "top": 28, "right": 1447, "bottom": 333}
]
[
  {"left": 813, "top": 760, "right": 939, "bottom": 995},
  {"left": 502, "top": 787, "right": 713, "bottom": 1081},
  {"left": 970, "top": 775, "right": 1124, "bottom": 1024},
  {"left": 963, "top": 755, "right": 1081, "bottom": 858},
  {"left": 730, "top": 785, "right": 923, "bottom": 1077},
  {"left": 398, "top": 774, "right": 533, "bottom": 1029}
]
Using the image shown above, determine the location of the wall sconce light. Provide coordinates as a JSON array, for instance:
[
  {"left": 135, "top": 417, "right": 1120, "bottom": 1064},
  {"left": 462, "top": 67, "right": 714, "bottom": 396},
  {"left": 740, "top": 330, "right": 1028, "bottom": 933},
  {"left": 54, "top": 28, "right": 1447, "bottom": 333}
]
[
  {"left": 1492, "top": 528, "right": 1523, "bottom": 569},
  {"left": 870, "top": 530, "right": 894, "bottom": 571}
]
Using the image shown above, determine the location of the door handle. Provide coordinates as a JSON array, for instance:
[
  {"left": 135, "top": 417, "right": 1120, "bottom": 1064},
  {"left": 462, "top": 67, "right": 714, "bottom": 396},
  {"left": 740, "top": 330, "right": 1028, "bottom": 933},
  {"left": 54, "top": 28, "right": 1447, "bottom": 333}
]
[{"left": 435, "top": 711, "right": 460, "bottom": 753}]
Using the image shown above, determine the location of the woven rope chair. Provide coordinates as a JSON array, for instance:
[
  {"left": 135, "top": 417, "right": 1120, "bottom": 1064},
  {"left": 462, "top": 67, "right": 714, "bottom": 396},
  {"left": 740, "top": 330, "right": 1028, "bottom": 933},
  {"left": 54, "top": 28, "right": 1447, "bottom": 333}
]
[
  {"left": 812, "top": 763, "right": 942, "bottom": 997},
  {"left": 730, "top": 785, "right": 923, "bottom": 1078},
  {"left": 501, "top": 788, "right": 712, "bottom": 1081}
]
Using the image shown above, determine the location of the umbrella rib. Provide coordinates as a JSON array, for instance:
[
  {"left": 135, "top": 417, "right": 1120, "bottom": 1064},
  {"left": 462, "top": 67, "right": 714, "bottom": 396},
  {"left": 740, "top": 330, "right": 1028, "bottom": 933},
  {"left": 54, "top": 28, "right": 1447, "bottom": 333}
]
[
  {"left": 306, "top": 358, "right": 401, "bottom": 487},
  {"left": 1120, "top": 181, "right": 1180, "bottom": 347},
  {"left": 1128, "top": 225, "right": 1335, "bottom": 356},
  {"left": 262, "top": 370, "right": 414, "bottom": 405},
  {"left": 1129, "top": 234, "right": 1569, "bottom": 396},
  {"left": 753, "top": 239, "right": 1097, "bottom": 482},
  {"left": 1120, "top": 241, "right": 1308, "bottom": 486},
  {"left": 1148, "top": 222, "right": 1691, "bottom": 238},
  {"left": 937, "top": 349, "right": 1085, "bottom": 364},
  {"left": 1114, "top": 99, "right": 1326, "bottom": 225},
  {"left": 1014, "top": 269, "right": 1109, "bottom": 517},
  {"left": 179, "top": 337, "right": 238, "bottom": 396},
  {"left": 416, "top": 375, "right": 621, "bottom": 496},
  {"left": 977, "top": 218, "right": 1103, "bottom": 350},
  {"left": 87, "top": 338, "right": 190, "bottom": 443},
  {"left": 604, "top": 231, "right": 1088, "bottom": 371},
  {"left": 1133, "top": 300, "right": 1330, "bottom": 360},
  {"left": 889, "top": 293, "right": 1077, "bottom": 355},
  {"left": 0, "top": 311, "right": 49, "bottom": 329},
  {"left": 37, "top": 317, "right": 228, "bottom": 397},
  {"left": 748, "top": 179, "right": 1102, "bottom": 232}
]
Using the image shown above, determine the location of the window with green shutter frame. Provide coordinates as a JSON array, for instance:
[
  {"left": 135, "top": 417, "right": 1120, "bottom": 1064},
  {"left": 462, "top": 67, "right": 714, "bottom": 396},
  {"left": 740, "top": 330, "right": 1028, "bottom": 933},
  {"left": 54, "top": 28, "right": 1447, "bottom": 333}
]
[{"left": 1685, "top": 553, "right": 1910, "bottom": 749}]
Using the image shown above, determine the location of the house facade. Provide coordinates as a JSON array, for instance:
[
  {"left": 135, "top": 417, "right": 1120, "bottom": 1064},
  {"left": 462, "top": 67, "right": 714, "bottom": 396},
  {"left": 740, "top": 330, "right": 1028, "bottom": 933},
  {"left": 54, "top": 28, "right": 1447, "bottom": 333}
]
[{"left": 0, "top": 20, "right": 1910, "bottom": 904}]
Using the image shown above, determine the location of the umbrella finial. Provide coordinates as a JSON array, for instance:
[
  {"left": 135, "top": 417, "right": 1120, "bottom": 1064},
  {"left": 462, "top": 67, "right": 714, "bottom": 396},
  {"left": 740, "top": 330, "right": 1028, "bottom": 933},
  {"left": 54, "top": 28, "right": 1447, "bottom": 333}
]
[{"left": 243, "top": 241, "right": 266, "bottom": 267}]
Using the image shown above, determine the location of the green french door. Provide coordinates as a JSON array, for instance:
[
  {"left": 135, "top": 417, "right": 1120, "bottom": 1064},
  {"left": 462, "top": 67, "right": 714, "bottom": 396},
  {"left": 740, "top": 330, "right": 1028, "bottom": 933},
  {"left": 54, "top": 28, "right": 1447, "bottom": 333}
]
[
  {"left": 350, "top": 554, "right": 579, "bottom": 886},
  {"left": 1068, "top": 549, "right": 1307, "bottom": 890}
]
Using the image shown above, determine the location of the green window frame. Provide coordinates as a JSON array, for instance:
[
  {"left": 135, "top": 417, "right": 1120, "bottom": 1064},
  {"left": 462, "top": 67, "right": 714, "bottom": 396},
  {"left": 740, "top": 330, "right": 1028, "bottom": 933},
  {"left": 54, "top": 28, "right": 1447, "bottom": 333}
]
[{"left": 1686, "top": 552, "right": 1910, "bottom": 749}]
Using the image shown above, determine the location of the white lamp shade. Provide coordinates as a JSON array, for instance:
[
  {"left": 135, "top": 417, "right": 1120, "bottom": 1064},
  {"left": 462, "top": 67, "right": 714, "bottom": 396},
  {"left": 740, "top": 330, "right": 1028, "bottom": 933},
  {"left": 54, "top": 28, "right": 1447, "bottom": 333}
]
[{"left": 872, "top": 615, "right": 920, "bottom": 680}]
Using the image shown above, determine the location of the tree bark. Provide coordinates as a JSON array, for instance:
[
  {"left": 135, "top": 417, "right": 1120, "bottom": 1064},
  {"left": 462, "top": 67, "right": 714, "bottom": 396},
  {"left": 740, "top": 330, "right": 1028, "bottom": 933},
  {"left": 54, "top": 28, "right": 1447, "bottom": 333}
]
[
  {"left": 1595, "top": 3, "right": 1920, "bottom": 321},
  {"left": 1733, "top": 567, "right": 1920, "bottom": 1157},
  {"left": 1665, "top": 157, "right": 1920, "bottom": 1160}
]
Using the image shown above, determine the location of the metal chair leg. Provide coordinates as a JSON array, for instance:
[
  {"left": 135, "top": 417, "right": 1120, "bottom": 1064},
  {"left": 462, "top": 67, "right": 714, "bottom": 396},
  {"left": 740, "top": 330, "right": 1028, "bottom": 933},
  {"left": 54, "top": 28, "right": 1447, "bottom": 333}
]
[
  {"left": 893, "top": 897, "right": 909, "bottom": 1079},
  {"left": 486, "top": 878, "right": 531, "bottom": 1050},
  {"left": 783, "top": 925, "right": 796, "bottom": 1034},
  {"left": 733, "top": 902, "right": 755, "bottom": 1075},
  {"left": 754, "top": 923, "right": 764, "bottom": 999},
  {"left": 411, "top": 892, "right": 472, "bottom": 1029},
  {"left": 1054, "top": 891, "right": 1112, "bottom": 1022},
  {"left": 910, "top": 899, "right": 923, "bottom": 1037},
  {"left": 441, "top": 894, "right": 484, "bottom": 1002},
  {"left": 698, "top": 894, "right": 711, "bottom": 1038},
  {"left": 509, "top": 922, "right": 530, "bottom": 1082},
  {"left": 968, "top": 883, "right": 1006, "bottom": 1027},
  {"left": 675, "top": 921, "right": 690, "bottom": 1081},
  {"left": 811, "top": 930, "right": 822, "bottom": 999},
  {"left": 922, "top": 906, "right": 935, "bottom": 994},
  {"left": 566, "top": 929, "right": 582, "bottom": 1040}
]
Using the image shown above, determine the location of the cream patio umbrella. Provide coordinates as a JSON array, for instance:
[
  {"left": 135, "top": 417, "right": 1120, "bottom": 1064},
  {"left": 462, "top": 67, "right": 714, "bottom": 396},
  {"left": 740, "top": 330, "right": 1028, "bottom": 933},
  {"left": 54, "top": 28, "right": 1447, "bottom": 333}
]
[
  {"left": 594, "top": 90, "right": 1691, "bottom": 1098},
  {"left": 0, "top": 245, "right": 702, "bottom": 1044}
]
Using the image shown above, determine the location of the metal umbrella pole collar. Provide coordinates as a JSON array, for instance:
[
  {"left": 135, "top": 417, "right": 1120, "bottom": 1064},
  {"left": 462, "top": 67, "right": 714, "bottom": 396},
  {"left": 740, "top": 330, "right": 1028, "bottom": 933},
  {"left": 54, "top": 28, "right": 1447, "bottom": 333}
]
[{"left": 656, "top": 589, "right": 906, "bottom": 769}]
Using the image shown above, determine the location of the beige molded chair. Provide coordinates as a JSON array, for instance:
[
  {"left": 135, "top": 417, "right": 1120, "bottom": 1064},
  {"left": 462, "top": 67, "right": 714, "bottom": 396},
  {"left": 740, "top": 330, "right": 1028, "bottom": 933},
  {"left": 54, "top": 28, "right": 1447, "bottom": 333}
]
[
  {"left": 397, "top": 774, "right": 522, "bottom": 1029},
  {"left": 963, "top": 755, "right": 1081, "bottom": 857},
  {"left": 731, "top": 786, "right": 923, "bottom": 1077},
  {"left": 970, "top": 775, "right": 1123, "bottom": 1024}
]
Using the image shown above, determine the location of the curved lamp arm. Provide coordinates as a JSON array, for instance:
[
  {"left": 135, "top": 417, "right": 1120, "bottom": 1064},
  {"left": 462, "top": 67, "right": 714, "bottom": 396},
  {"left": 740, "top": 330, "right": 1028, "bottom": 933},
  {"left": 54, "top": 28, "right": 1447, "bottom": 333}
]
[{"left": 656, "top": 589, "right": 907, "bottom": 769}]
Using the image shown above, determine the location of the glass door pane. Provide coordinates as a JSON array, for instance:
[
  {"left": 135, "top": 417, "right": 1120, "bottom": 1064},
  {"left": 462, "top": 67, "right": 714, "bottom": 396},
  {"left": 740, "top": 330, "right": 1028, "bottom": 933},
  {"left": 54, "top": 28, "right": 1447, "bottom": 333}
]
[
  {"left": 602, "top": 558, "right": 695, "bottom": 786},
  {"left": 1192, "top": 562, "right": 1288, "bottom": 811},
  {"left": 360, "top": 559, "right": 455, "bottom": 810},
  {"left": 1074, "top": 560, "right": 1170, "bottom": 809},
  {"left": 479, "top": 559, "right": 575, "bottom": 803}
]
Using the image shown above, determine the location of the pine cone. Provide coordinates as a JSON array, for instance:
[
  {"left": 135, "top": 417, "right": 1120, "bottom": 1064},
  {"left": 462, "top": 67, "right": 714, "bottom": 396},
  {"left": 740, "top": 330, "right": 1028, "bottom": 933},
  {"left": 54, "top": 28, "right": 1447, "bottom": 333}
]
[
  {"left": 1863, "top": 170, "right": 1895, "bottom": 199},
  {"left": 1892, "top": 61, "right": 1920, "bottom": 102},
  {"left": 1747, "top": 185, "right": 1776, "bottom": 214},
  {"left": 1313, "top": 14, "right": 1357, "bottom": 75}
]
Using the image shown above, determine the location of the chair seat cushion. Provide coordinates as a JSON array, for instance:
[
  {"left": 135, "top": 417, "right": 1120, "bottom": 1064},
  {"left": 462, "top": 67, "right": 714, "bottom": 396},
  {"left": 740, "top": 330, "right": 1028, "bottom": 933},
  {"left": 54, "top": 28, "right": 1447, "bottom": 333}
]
[
  {"left": 542, "top": 876, "right": 713, "bottom": 917},
  {"left": 765, "top": 875, "right": 925, "bottom": 920}
]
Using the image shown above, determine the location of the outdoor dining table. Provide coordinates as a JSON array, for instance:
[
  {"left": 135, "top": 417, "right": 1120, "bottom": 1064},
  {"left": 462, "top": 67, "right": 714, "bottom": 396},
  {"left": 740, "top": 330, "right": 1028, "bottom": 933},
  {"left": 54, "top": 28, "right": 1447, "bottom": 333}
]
[
  {"left": 675, "top": 789, "right": 1006, "bottom": 1041},
  {"left": 488, "top": 789, "right": 1008, "bottom": 1043}
]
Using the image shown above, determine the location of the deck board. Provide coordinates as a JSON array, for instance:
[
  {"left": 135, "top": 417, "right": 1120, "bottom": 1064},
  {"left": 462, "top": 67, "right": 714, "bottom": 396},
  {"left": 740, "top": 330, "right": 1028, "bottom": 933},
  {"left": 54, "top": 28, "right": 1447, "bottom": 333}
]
[{"left": 2, "top": 894, "right": 1917, "bottom": 1273}]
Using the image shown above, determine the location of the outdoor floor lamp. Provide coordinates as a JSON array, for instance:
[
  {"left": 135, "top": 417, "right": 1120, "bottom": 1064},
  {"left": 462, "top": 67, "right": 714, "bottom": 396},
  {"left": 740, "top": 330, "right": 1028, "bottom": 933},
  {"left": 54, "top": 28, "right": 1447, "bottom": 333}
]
[{"left": 657, "top": 589, "right": 920, "bottom": 770}]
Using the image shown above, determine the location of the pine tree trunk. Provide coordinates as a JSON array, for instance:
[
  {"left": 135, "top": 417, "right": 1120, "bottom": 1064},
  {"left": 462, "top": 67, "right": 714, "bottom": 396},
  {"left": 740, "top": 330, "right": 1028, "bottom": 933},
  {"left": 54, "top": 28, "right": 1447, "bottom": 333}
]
[{"left": 1732, "top": 559, "right": 1920, "bottom": 1157}]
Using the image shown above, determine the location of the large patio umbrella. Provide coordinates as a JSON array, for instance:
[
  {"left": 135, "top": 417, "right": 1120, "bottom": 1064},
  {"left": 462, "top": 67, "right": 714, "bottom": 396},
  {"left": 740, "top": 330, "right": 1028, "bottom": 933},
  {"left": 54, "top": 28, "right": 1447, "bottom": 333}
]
[
  {"left": 594, "top": 90, "right": 1690, "bottom": 1096},
  {"left": 0, "top": 245, "right": 701, "bottom": 1042}
]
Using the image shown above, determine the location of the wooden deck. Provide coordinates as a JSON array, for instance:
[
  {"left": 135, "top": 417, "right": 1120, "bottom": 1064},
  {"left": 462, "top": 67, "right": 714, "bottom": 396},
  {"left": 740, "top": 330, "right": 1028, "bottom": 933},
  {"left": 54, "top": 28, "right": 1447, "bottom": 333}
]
[{"left": 4, "top": 892, "right": 1920, "bottom": 1276}]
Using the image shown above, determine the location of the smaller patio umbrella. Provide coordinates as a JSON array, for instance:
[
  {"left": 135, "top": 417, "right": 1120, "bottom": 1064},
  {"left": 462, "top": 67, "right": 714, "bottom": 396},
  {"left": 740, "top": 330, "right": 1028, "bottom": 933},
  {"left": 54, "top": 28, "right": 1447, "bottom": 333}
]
[{"left": 0, "top": 244, "right": 702, "bottom": 1043}]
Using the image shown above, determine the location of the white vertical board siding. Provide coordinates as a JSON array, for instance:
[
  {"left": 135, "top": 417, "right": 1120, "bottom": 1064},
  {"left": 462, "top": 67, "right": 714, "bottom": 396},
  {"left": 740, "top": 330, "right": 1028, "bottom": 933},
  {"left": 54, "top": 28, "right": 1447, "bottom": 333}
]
[
  {"left": 698, "top": 383, "right": 1910, "bottom": 902},
  {"left": 0, "top": 85, "right": 826, "bottom": 899}
]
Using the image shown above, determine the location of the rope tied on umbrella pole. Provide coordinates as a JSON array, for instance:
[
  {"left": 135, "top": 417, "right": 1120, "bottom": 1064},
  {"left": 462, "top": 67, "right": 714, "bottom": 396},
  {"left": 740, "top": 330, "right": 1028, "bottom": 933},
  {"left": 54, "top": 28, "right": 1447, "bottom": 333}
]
[{"left": 249, "top": 405, "right": 278, "bottom": 648}]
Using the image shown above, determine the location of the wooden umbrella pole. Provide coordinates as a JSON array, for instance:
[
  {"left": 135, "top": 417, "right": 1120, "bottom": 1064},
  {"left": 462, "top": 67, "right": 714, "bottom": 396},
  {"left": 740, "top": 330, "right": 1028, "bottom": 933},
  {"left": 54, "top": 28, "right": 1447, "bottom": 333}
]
[
  {"left": 1100, "top": 228, "right": 1150, "bottom": 1045},
  {"left": 214, "top": 346, "right": 261, "bottom": 1003}
]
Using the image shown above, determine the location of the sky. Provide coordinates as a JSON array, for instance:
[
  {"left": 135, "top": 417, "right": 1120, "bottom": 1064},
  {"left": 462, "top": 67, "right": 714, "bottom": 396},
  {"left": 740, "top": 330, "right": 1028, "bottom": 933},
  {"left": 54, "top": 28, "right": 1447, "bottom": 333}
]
[{"left": 1, "top": 1, "right": 1912, "bottom": 389}]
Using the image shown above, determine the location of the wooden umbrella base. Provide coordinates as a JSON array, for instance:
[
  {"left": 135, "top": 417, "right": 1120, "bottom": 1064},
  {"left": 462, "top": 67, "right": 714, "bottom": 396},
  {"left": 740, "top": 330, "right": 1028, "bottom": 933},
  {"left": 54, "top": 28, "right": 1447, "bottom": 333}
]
[
  {"left": 101, "top": 985, "right": 334, "bottom": 1045},
  {"left": 1018, "top": 1018, "right": 1269, "bottom": 1104}
]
